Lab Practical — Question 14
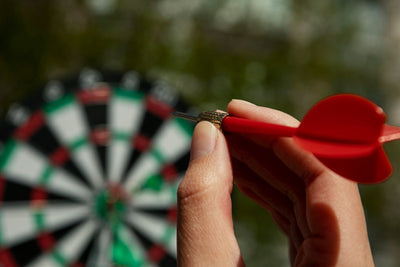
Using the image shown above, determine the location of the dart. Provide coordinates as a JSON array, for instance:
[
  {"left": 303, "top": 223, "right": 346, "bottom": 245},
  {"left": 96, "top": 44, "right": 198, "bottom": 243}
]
[{"left": 174, "top": 94, "right": 400, "bottom": 184}]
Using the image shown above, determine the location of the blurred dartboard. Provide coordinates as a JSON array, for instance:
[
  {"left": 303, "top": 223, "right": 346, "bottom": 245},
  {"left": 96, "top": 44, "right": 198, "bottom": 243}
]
[{"left": 0, "top": 68, "right": 194, "bottom": 267}]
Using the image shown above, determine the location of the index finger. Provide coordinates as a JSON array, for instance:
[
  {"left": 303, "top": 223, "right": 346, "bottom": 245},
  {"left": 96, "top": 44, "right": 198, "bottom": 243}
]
[
  {"left": 227, "top": 99, "right": 299, "bottom": 127},
  {"left": 226, "top": 99, "right": 326, "bottom": 184},
  {"left": 227, "top": 100, "right": 299, "bottom": 147}
]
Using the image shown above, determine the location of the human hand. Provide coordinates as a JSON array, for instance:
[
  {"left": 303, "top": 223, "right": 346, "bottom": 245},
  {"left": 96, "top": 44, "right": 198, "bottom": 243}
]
[{"left": 177, "top": 99, "right": 374, "bottom": 266}]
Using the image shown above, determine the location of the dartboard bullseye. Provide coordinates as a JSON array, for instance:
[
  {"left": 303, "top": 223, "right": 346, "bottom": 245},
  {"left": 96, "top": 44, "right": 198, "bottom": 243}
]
[{"left": 0, "top": 69, "right": 194, "bottom": 267}]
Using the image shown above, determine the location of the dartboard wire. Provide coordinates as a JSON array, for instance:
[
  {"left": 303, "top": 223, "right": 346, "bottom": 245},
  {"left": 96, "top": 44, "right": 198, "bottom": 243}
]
[
  {"left": 26, "top": 218, "right": 99, "bottom": 267},
  {"left": 123, "top": 116, "right": 193, "bottom": 194},
  {"left": 0, "top": 139, "right": 92, "bottom": 203},
  {"left": 125, "top": 210, "right": 177, "bottom": 258},
  {"left": 0, "top": 202, "right": 91, "bottom": 248},
  {"left": 43, "top": 93, "right": 104, "bottom": 190}
]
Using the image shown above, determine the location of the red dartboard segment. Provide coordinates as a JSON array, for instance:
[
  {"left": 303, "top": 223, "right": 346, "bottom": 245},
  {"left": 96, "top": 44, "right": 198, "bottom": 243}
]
[
  {"left": 148, "top": 244, "right": 167, "bottom": 264},
  {"left": 90, "top": 128, "right": 110, "bottom": 146},
  {"left": 76, "top": 86, "right": 112, "bottom": 104},
  {"left": 37, "top": 231, "right": 56, "bottom": 252},
  {"left": 132, "top": 134, "right": 152, "bottom": 152},
  {"left": 0, "top": 69, "right": 194, "bottom": 266},
  {"left": 13, "top": 111, "right": 45, "bottom": 141},
  {"left": 0, "top": 248, "right": 17, "bottom": 267},
  {"left": 161, "top": 151, "right": 191, "bottom": 183},
  {"left": 30, "top": 187, "right": 48, "bottom": 208},
  {"left": 50, "top": 146, "right": 70, "bottom": 166},
  {"left": 161, "top": 164, "right": 178, "bottom": 183},
  {"left": 167, "top": 207, "right": 177, "bottom": 223},
  {"left": 146, "top": 96, "right": 174, "bottom": 120}
]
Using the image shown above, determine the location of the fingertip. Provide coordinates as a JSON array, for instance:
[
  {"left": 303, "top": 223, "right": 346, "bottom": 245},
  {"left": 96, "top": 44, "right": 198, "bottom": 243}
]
[
  {"left": 228, "top": 99, "right": 299, "bottom": 127},
  {"left": 230, "top": 99, "right": 257, "bottom": 105},
  {"left": 227, "top": 99, "right": 257, "bottom": 113}
]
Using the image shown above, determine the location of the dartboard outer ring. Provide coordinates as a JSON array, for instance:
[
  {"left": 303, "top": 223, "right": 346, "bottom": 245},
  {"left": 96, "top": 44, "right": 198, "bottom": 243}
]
[{"left": 0, "top": 68, "right": 194, "bottom": 267}]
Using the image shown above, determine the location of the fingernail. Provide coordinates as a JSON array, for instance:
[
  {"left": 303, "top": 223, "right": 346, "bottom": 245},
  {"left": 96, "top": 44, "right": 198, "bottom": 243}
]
[{"left": 190, "top": 121, "right": 217, "bottom": 161}]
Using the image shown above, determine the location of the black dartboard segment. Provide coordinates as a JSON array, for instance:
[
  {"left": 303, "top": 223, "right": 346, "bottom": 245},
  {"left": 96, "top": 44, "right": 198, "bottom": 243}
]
[{"left": 0, "top": 69, "right": 194, "bottom": 267}]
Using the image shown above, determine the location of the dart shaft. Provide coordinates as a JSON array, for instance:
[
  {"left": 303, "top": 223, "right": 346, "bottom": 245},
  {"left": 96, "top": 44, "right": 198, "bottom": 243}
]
[
  {"left": 222, "top": 116, "right": 297, "bottom": 136},
  {"left": 172, "top": 111, "right": 198, "bottom": 122}
]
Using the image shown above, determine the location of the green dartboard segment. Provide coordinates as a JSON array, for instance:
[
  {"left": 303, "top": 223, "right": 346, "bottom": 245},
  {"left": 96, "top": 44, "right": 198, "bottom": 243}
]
[{"left": 111, "top": 225, "right": 145, "bottom": 267}]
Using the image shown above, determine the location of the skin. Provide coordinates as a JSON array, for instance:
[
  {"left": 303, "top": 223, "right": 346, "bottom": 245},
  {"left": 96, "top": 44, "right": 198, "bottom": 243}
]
[{"left": 177, "top": 99, "right": 374, "bottom": 266}]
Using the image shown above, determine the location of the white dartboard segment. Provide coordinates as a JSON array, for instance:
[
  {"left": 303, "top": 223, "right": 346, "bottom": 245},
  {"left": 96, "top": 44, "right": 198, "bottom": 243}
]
[
  {"left": 108, "top": 89, "right": 145, "bottom": 183},
  {"left": 86, "top": 226, "right": 112, "bottom": 267},
  {"left": 126, "top": 210, "right": 177, "bottom": 256}
]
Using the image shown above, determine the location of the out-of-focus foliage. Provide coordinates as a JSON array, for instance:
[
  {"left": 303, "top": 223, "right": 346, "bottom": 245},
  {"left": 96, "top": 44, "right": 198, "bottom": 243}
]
[{"left": 1, "top": 0, "right": 400, "bottom": 266}]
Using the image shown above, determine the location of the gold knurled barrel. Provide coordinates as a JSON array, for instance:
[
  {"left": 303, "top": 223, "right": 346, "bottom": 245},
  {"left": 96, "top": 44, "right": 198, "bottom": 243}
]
[
  {"left": 198, "top": 111, "right": 228, "bottom": 129},
  {"left": 172, "top": 110, "right": 228, "bottom": 129}
]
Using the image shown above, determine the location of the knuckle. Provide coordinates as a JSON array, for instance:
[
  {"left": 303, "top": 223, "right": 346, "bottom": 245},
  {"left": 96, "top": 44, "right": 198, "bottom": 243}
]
[{"left": 177, "top": 162, "right": 213, "bottom": 202}]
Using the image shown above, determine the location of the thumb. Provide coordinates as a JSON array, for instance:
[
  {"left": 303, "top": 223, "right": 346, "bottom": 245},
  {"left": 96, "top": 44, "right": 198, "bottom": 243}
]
[{"left": 177, "top": 121, "right": 244, "bottom": 266}]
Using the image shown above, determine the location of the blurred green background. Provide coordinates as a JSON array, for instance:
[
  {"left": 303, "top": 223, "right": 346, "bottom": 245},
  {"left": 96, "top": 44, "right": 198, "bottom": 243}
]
[{"left": 1, "top": 0, "right": 400, "bottom": 266}]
